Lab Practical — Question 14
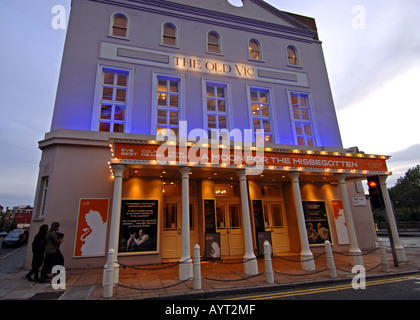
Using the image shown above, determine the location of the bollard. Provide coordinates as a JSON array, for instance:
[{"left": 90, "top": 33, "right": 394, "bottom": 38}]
[
  {"left": 378, "top": 239, "right": 390, "bottom": 273},
  {"left": 324, "top": 241, "right": 337, "bottom": 278},
  {"left": 193, "top": 244, "right": 202, "bottom": 290},
  {"left": 264, "top": 241, "right": 274, "bottom": 284},
  {"left": 103, "top": 249, "right": 115, "bottom": 299}
]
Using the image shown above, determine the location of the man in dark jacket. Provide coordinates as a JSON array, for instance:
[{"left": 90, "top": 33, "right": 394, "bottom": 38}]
[{"left": 26, "top": 224, "right": 48, "bottom": 282}]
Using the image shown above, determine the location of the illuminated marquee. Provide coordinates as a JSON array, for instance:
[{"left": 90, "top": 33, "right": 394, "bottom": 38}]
[{"left": 111, "top": 142, "right": 389, "bottom": 174}]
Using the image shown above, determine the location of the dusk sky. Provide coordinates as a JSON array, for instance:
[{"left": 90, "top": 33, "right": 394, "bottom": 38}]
[{"left": 1, "top": 0, "right": 419, "bottom": 208}]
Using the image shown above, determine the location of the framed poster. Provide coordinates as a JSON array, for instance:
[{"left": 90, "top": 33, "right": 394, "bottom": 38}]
[
  {"left": 119, "top": 200, "right": 158, "bottom": 254},
  {"left": 332, "top": 200, "right": 349, "bottom": 245},
  {"left": 74, "top": 198, "right": 109, "bottom": 258},
  {"left": 302, "top": 201, "right": 332, "bottom": 245}
]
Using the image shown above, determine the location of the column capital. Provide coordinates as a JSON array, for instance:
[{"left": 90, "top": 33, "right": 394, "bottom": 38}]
[
  {"left": 237, "top": 169, "right": 247, "bottom": 180},
  {"left": 288, "top": 171, "right": 300, "bottom": 182},
  {"left": 111, "top": 164, "right": 125, "bottom": 177},
  {"left": 378, "top": 175, "right": 388, "bottom": 186},
  {"left": 336, "top": 173, "right": 347, "bottom": 184},
  {"left": 179, "top": 166, "right": 191, "bottom": 177}
]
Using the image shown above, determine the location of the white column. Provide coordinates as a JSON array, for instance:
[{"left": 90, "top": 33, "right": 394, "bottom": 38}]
[
  {"left": 379, "top": 175, "right": 407, "bottom": 262},
  {"left": 179, "top": 166, "right": 193, "bottom": 280},
  {"left": 108, "top": 164, "right": 125, "bottom": 284},
  {"left": 288, "top": 172, "right": 315, "bottom": 271},
  {"left": 237, "top": 169, "right": 258, "bottom": 275},
  {"left": 337, "top": 174, "right": 363, "bottom": 266}
]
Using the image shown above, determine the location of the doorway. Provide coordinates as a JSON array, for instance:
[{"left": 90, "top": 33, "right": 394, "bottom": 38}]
[
  {"left": 263, "top": 202, "right": 290, "bottom": 254},
  {"left": 216, "top": 200, "right": 244, "bottom": 256},
  {"left": 161, "top": 201, "right": 198, "bottom": 259}
]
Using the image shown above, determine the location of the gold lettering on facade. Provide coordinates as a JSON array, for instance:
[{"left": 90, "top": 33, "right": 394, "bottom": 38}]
[{"left": 174, "top": 56, "right": 254, "bottom": 77}]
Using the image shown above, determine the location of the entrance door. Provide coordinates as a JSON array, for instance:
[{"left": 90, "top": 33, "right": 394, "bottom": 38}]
[
  {"left": 162, "top": 202, "right": 197, "bottom": 259},
  {"left": 263, "top": 203, "right": 290, "bottom": 254},
  {"left": 216, "top": 202, "right": 244, "bottom": 256}
]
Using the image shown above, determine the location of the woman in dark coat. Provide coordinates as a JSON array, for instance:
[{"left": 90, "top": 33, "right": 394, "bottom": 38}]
[
  {"left": 40, "top": 222, "right": 64, "bottom": 282},
  {"left": 26, "top": 224, "right": 48, "bottom": 282}
]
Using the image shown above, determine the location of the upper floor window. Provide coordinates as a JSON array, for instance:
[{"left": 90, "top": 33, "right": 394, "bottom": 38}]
[
  {"left": 155, "top": 75, "right": 181, "bottom": 136},
  {"left": 207, "top": 31, "right": 221, "bottom": 53},
  {"left": 162, "top": 23, "right": 177, "bottom": 46},
  {"left": 287, "top": 46, "right": 299, "bottom": 66},
  {"left": 249, "top": 39, "right": 261, "bottom": 60},
  {"left": 249, "top": 88, "right": 273, "bottom": 143},
  {"left": 111, "top": 13, "right": 128, "bottom": 38},
  {"left": 36, "top": 177, "right": 49, "bottom": 218},
  {"left": 99, "top": 69, "right": 129, "bottom": 133},
  {"left": 205, "top": 82, "right": 229, "bottom": 138},
  {"left": 290, "top": 92, "right": 315, "bottom": 146}
]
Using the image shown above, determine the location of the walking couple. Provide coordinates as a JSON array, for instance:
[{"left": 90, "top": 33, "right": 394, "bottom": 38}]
[{"left": 26, "top": 222, "right": 64, "bottom": 282}]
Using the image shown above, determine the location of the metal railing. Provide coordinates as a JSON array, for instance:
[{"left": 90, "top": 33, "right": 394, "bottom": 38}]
[{"left": 102, "top": 240, "right": 391, "bottom": 298}]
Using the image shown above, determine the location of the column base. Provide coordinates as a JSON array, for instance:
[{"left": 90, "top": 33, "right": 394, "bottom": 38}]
[
  {"left": 179, "top": 259, "right": 193, "bottom": 280},
  {"left": 301, "top": 254, "right": 316, "bottom": 271},
  {"left": 396, "top": 247, "right": 407, "bottom": 262},
  {"left": 244, "top": 257, "right": 259, "bottom": 275},
  {"left": 349, "top": 251, "right": 364, "bottom": 266}
]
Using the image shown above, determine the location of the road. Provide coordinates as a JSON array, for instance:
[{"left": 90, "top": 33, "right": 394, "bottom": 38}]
[
  {"left": 223, "top": 273, "right": 420, "bottom": 300},
  {"left": 221, "top": 236, "right": 420, "bottom": 301},
  {"left": 0, "top": 237, "right": 27, "bottom": 281}
]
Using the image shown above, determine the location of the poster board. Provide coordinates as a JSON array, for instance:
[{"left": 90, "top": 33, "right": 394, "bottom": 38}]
[
  {"left": 119, "top": 200, "right": 158, "bottom": 254},
  {"left": 205, "top": 233, "right": 221, "bottom": 259},
  {"left": 332, "top": 200, "right": 349, "bottom": 245},
  {"left": 302, "top": 201, "right": 332, "bottom": 245},
  {"left": 74, "top": 198, "right": 109, "bottom": 258}
]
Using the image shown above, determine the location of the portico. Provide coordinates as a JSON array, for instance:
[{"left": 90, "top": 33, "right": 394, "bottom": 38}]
[{"left": 105, "top": 138, "right": 403, "bottom": 282}]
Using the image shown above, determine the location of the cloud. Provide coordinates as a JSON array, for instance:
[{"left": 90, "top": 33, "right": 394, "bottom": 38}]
[
  {"left": 336, "top": 63, "right": 420, "bottom": 155},
  {"left": 326, "top": 0, "right": 420, "bottom": 111},
  {"left": 386, "top": 144, "right": 420, "bottom": 187}
]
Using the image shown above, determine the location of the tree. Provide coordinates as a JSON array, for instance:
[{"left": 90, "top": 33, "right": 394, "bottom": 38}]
[{"left": 389, "top": 165, "right": 420, "bottom": 221}]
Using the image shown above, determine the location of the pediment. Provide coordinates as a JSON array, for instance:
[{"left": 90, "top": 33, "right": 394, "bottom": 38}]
[{"left": 161, "top": 0, "right": 314, "bottom": 31}]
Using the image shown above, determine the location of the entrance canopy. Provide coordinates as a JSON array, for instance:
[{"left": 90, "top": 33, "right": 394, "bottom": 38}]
[{"left": 108, "top": 138, "right": 390, "bottom": 182}]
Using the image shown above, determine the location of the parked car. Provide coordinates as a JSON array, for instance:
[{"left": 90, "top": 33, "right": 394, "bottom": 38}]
[
  {"left": 0, "top": 231, "right": 8, "bottom": 237},
  {"left": 1, "top": 232, "right": 24, "bottom": 248},
  {"left": 10, "top": 229, "right": 28, "bottom": 244}
]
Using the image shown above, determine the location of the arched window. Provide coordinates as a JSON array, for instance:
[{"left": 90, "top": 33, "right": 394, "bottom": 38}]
[
  {"left": 249, "top": 39, "right": 261, "bottom": 60},
  {"left": 207, "top": 31, "right": 221, "bottom": 53},
  {"left": 162, "top": 23, "right": 177, "bottom": 46},
  {"left": 287, "top": 46, "right": 299, "bottom": 65},
  {"left": 111, "top": 14, "right": 128, "bottom": 38}
]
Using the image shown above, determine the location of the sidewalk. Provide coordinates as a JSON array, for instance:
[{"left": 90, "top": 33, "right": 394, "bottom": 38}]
[{"left": 0, "top": 243, "right": 419, "bottom": 300}]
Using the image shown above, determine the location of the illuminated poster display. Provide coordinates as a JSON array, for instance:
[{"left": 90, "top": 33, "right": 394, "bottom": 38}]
[
  {"left": 119, "top": 200, "right": 158, "bottom": 253},
  {"left": 302, "top": 201, "right": 332, "bottom": 245}
]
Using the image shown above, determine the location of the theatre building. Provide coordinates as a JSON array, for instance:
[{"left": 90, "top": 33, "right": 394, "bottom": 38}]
[{"left": 26, "top": 0, "right": 405, "bottom": 277}]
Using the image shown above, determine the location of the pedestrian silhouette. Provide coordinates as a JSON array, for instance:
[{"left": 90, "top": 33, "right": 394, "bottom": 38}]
[{"left": 26, "top": 224, "right": 48, "bottom": 282}]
